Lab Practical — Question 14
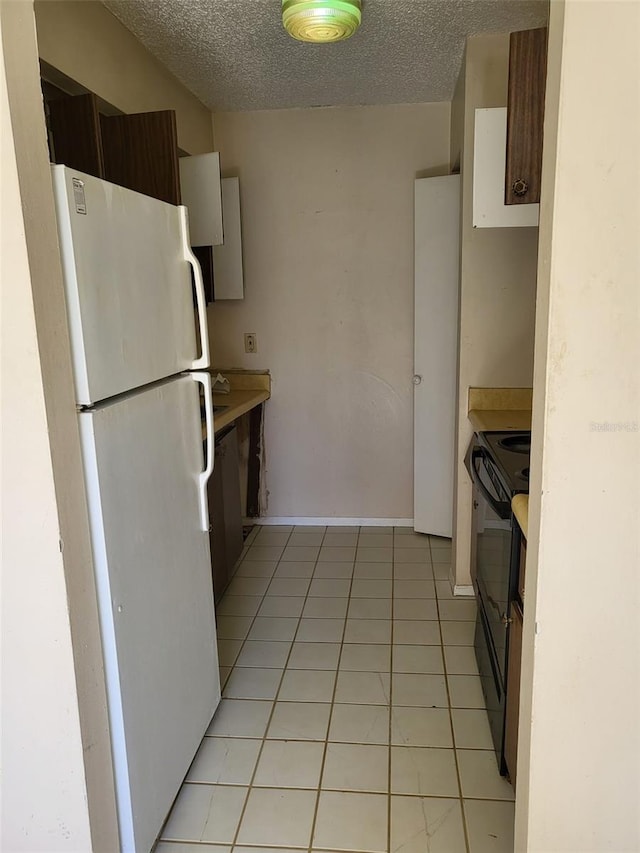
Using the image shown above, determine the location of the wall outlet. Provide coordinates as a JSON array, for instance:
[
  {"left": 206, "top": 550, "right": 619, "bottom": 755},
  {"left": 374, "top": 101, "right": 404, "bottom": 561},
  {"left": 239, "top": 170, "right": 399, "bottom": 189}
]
[{"left": 244, "top": 333, "right": 257, "bottom": 354}]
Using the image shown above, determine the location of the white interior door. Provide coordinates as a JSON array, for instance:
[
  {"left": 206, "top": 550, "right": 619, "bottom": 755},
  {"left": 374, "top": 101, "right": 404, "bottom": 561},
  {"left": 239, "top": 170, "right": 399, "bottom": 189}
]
[
  {"left": 51, "top": 165, "right": 206, "bottom": 405},
  {"left": 79, "top": 375, "right": 219, "bottom": 853},
  {"left": 414, "top": 175, "right": 461, "bottom": 537}
]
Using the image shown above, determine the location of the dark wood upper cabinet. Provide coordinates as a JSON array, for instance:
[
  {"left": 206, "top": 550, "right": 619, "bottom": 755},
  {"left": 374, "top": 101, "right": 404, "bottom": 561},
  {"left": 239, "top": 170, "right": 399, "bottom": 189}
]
[
  {"left": 43, "top": 84, "right": 222, "bottom": 301},
  {"left": 505, "top": 27, "right": 548, "bottom": 205},
  {"left": 100, "top": 110, "right": 181, "bottom": 205},
  {"left": 48, "top": 93, "right": 105, "bottom": 179}
]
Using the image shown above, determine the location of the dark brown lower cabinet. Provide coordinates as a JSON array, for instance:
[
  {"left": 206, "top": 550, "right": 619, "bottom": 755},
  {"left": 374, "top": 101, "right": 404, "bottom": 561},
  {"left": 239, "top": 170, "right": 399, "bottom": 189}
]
[
  {"left": 208, "top": 425, "right": 244, "bottom": 604},
  {"left": 504, "top": 599, "right": 524, "bottom": 787},
  {"left": 518, "top": 538, "right": 527, "bottom": 602}
]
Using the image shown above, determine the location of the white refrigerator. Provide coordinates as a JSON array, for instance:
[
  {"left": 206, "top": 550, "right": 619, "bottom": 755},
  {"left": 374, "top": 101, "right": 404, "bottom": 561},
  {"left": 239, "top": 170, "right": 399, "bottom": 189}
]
[{"left": 51, "top": 166, "right": 221, "bottom": 853}]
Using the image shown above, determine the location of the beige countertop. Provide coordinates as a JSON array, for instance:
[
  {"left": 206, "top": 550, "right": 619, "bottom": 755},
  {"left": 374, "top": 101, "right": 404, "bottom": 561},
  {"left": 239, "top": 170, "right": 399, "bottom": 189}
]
[
  {"left": 468, "top": 408, "right": 532, "bottom": 432},
  {"left": 468, "top": 386, "right": 532, "bottom": 433},
  {"left": 213, "top": 388, "right": 270, "bottom": 434},
  {"left": 512, "top": 494, "right": 529, "bottom": 539},
  {"left": 468, "top": 387, "right": 533, "bottom": 410},
  {"left": 202, "top": 370, "right": 271, "bottom": 436}
]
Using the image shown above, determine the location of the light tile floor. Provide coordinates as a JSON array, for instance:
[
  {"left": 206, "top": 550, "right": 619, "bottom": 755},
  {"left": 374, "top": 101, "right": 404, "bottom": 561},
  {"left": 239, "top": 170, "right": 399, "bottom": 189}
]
[{"left": 157, "top": 526, "right": 514, "bottom": 853}]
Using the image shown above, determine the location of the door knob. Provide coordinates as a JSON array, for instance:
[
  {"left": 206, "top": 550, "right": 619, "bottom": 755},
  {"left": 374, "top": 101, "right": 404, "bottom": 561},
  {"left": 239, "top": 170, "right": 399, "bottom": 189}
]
[{"left": 413, "top": 375, "right": 422, "bottom": 386}]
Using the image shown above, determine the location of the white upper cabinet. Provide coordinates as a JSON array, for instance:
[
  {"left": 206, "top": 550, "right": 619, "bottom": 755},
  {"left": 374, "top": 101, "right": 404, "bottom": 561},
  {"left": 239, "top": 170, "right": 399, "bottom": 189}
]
[
  {"left": 473, "top": 108, "right": 539, "bottom": 228},
  {"left": 213, "top": 177, "right": 244, "bottom": 300},
  {"left": 179, "top": 152, "right": 224, "bottom": 246}
]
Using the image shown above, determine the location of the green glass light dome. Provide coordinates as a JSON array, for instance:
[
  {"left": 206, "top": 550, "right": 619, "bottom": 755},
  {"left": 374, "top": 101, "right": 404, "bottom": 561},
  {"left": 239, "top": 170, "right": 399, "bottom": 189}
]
[{"left": 282, "top": 0, "right": 362, "bottom": 43}]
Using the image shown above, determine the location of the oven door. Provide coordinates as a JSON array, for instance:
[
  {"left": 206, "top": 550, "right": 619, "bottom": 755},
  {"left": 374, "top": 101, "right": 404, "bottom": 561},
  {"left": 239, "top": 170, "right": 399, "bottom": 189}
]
[{"left": 465, "top": 444, "right": 513, "bottom": 685}]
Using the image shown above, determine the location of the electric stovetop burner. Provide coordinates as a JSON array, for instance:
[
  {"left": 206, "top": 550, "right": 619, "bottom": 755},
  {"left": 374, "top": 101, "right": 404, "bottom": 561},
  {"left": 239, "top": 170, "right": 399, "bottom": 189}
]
[
  {"left": 497, "top": 434, "right": 531, "bottom": 454},
  {"left": 480, "top": 432, "right": 532, "bottom": 494}
]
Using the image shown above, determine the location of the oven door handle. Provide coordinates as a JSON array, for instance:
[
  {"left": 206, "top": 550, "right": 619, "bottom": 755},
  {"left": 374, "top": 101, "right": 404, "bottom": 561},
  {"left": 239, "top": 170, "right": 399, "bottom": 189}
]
[{"left": 469, "top": 446, "right": 511, "bottom": 519}]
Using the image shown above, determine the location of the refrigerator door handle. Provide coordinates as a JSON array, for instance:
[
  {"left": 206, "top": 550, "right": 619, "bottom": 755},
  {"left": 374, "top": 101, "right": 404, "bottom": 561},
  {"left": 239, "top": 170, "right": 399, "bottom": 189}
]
[
  {"left": 179, "top": 206, "right": 210, "bottom": 370},
  {"left": 190, "top": 371, "right": 215, "bottom": 531}
]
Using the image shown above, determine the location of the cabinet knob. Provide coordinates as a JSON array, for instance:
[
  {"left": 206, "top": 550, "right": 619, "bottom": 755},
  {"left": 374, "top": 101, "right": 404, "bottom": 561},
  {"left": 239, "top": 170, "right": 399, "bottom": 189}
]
[
  {"left": 473, "top": 500, "right": 479, "bottom": 510},
  {"left": 501, "top": 613, "right": 513, "bottom": 627},
  {"left": 512, "top": 178, "right": 529, "bottom": 197},
  {"left": 412, "top": 375, "right": 423, "bottom": 386}
]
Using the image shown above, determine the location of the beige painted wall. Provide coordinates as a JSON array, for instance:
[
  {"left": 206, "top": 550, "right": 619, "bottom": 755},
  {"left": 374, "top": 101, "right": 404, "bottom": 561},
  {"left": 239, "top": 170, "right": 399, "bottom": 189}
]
[
  {"left": 451, "top": 35, "right": 539, "bottom": 586},
  {"left": 1, "top": 2, "right": 118, "bottom": 849},
  {"left": 210, "top": 103, "right": 450, "bottom": 520},
  {"left": 34, "top": 0, "right": 213, "bottom": 153},
  {"left": 516, "top": 1, "right": 640, "bottom": 849}
]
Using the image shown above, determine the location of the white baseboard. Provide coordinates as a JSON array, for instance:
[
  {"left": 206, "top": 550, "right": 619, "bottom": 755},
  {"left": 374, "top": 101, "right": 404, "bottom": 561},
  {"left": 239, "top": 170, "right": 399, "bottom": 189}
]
[
  {"left": 245, "top": 517, "right": 415, "bottom": 528},
  {"left": 454, "top": 584, "right": 475, "bottom": 598}
]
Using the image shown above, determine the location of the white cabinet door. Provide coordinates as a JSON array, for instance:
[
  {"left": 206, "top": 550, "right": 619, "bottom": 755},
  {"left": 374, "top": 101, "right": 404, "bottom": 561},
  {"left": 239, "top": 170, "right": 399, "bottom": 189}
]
[
  {"left": 79, "top": 375, "right": 219, "bottom": 853},
  {"left": 414, "top": 175, "right": 460, "bottom": 538},
  {"left": 473, "top": 108, "right": 539, "bottom": 228},
  {"left": 51, "top": 166, "right": 206, "bottom": 406},
  {"left": 213, "top": 177, "right": 244, "bottom": 300},
  {"left": 179, "top": 152, "right": 224, "bottom": 246}
]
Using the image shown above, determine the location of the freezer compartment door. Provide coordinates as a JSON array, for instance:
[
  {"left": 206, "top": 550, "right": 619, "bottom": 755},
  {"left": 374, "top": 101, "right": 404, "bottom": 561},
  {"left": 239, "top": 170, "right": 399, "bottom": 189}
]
[
  {"left": 79, "top": 375, "right": 219, "bottom": 853},
  {"left": 52, "top": 165, "right": 209, "bottom": 405}
]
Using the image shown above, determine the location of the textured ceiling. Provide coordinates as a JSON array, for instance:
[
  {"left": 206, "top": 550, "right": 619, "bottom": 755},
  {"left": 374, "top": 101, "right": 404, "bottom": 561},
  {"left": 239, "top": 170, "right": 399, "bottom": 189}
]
[{"left": 102, "top": 0, "right": 548, "bottom": 112}]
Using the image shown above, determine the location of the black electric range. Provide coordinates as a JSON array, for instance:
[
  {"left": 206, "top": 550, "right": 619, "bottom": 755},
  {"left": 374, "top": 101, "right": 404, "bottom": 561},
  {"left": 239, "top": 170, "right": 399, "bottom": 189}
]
[
  {"left": 478, "top": 431, "right": 530, "bottom": 495},
  {"left": 464, "top": 430, "right": 531, "bottom": 776}
]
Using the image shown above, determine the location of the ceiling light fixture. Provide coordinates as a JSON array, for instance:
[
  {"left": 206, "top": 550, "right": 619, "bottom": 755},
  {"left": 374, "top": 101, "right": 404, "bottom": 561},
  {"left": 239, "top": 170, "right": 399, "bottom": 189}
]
[{"left": 282, "top": 0, "right": 362, "bottom": 43}]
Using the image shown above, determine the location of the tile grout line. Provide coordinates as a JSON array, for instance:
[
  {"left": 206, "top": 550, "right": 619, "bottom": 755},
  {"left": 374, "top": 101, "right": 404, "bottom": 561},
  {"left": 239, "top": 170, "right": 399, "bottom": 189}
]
[
  {"left": 179, "top": 530, "right": 502, "bottom": 851},
  {"left": 228, "top": 525, "right": 324, "bottom": 851},
  {"left": 174, "top": 780, "right": 514, "bottom": 804},
  {"left": 217, "top": 528, "right": 294, "bottom": 844},
  {"left": 161, "top": 525, "right": 294, "bottom": 847},
  {"left": 168, "top": 527, "right": 514, "bottom": 853},
  {"left": 431, "top": 536, "right": 472, "bottom": 853},
  {"left": 304, "top": 524, "right": 359, "bottom": 853},
  {"left": 221, "top": 526, "right": 294, "bottom": 678},
  {"left": 174, "top": 778, "right": 517, "bottom": 804},
  {"left": 390, "top": 530, "right": 440, "bottom": 851},
  {"left": 386, "top": 530, "right": 398, "bottom": 853}
]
